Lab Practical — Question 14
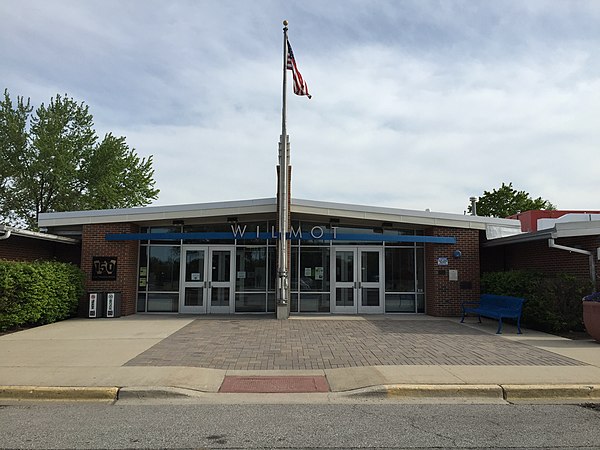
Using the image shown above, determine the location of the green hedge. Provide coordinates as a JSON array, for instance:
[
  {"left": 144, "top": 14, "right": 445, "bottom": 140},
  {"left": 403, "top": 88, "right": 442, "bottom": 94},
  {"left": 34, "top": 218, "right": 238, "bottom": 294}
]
[
  {"left": 0, "top": 261, "right": 85, "bottom": 331},
  {"left": 481, "top": 270, "right": 591, "bottom": 333}
]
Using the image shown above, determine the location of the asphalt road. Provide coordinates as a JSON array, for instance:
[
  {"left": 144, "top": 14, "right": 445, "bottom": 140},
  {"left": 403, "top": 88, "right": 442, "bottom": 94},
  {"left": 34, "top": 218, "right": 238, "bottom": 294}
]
[{"left": 1, "top": 402, "right": 600, "bottom": 449}]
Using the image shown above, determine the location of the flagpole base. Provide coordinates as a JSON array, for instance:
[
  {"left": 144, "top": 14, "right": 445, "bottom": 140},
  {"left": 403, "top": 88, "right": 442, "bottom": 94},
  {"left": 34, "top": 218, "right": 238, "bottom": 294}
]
[{"left": 276, "top": 302, "right": 289, "bottom": 320}]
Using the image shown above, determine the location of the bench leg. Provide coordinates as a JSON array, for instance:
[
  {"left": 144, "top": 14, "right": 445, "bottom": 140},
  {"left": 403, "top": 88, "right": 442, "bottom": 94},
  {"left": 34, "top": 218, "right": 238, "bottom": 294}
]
[
  {"left": 496, "top": 318, "right": 503, "bottom": 334},
  {"left": 517, "top": 317, "right": 522, "bottom": 334},
  {"left": 478, "top": 315, "right": 482, "bottom": 324},
  {"left": 460, "top": 312, "right": 465, "bottom": 323}
]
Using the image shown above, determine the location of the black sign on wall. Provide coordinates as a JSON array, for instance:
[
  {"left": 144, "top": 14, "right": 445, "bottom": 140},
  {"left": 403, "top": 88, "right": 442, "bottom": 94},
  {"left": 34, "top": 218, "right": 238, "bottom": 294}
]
[{"left": 92, "top": 256, "right": 118, "bottom": 281}]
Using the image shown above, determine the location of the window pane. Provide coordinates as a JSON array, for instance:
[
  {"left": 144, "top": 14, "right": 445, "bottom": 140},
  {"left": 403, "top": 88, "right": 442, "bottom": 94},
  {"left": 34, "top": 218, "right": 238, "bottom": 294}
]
[
  {"left": 299, "top": 247, "right": 330, "bottom": 292},
  {"left": 416, "top": 248, "right": 424, "bottom": 292},
  {"left": 336, "top": 251, "right": 354, "bottom": 283},
  {"left": 385, "top": 294, "right": 416, "bottom": 313},
  {"left": 137, "top": 293, "right": 146, "bottom": 312},
  {"left": 384, "top": 248, "right": 415, "bottom": 292},
  {"left": 290, "top": 291, "right": 299, "bottom": 313},
  {"left": 267, "top": 292, "right": 276, "bottom": 312},
  {"left": 235, "top": 293, "right": 266, "bottom": 312},
  {"left": 147, "top": 293, "right": 178, "bottom": 312},
  {"left": 299, "top": 293, "right": 330, "bottom": 312},
  {"left": 185, "top": 288, "right": 203, "bottom": 306},
  {"left": 138, "top": 246, "right": 148, "bottom": 290},
  {"left": 236, "top": 247, "right": 267, "bottom": 291},
  {"left": 290, "top": 246, "right": 299, "bottom": 291},
  {"left": 361, "top": 251, "right": 379, "bottom": 283},
  {"left": 211, "top": 251, "right": 230, "bottom": 282},
  {"left": 362, "top": 288, "right": 380, "bottom": 306},
  {"left": 148, "top": 246, "right": 180, "bottom": 291},
  {"left": 336, "top": 288, "right": 354, "bottom": 307},
  {"left": 185, "top": 250, "right": 205, "bottom": 282},
  {"left": 211, "top": 287, "right": 229, "bottom": 307},
  {"left": 149, "top": 226, "right": 181, "bottom": 244}
]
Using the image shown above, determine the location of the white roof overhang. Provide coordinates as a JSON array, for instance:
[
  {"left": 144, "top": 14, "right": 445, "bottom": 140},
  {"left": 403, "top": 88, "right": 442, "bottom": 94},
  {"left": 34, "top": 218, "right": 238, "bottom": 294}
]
[
  {"left": 38, "top": 197, "right": 522, "bottom": 232},
  {"left": 0, "top": 225, "right": 79, "bottom": 244},
  {"left": 483, "top": 220, "right": 600, "bottom": 248}
]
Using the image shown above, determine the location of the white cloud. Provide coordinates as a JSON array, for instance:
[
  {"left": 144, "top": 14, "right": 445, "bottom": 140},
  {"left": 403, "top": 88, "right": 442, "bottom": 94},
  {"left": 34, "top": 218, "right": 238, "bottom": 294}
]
[{"left": 2, "top": 0, "right": 600, "bottom": 215}]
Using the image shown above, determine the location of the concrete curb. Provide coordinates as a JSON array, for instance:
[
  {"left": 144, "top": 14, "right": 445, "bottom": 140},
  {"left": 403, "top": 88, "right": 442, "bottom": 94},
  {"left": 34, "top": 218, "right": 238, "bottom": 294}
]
[
  {"left": 0, "top": 386, "right": 119, "bottom": 401},
  {"left": 346, "top": 384, "right": 504, "bottom": 399},
  {"left": 3, "top": 384, "right": 600, "bottom": 402},
  {"left": 344, "top": 384, "right": 600, "bottom": 402},
  {"left": 502, "top": 384, "right": 600, "bottom": 401},
  {"left": 118, "top": 386, "right": 203, "bottom": 400}
]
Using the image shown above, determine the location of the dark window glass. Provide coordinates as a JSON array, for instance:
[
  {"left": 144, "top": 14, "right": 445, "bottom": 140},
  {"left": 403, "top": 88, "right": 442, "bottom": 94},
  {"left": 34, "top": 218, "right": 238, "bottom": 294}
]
[
  {"left": 236, "top": 247, "right": 267, "bottom": 291},
  {"left": 384, "top": 248, "right": 415, "bottom": 292},
  {"left": 149, "top": 226, "right": 181, "bottom": 244},
  {"left": 138, "top": 246, "right": 148, "bottom": 290},
  {"left": 268, "top": 247, "right": 277, "bottom": 291},
  {"left": 137, "top": 294, "right": 146, "bottom": 312},
  {"left": 385, "top": 294, "right": 416, "bottom": 313},
  {"left": 148, "top": 246, "right": 181, "bottom": 291},
  {"left": 235, "top": 293, "right": 266, "bottom": 312},
  {"left": 299, "top": 247, "right": 330, "bottom": 292},
  {"left": 299, "top": 293, "right": 330, "bottom": 312},
  {"left": 147, "top": 293, "right": 178, "bottom": 312}
]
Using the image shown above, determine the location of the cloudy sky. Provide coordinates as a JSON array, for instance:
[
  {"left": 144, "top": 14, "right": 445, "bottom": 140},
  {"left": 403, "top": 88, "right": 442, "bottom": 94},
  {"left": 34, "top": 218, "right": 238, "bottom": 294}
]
[{"left": 2, "top": 0, "right": 599, "bottom": 214}]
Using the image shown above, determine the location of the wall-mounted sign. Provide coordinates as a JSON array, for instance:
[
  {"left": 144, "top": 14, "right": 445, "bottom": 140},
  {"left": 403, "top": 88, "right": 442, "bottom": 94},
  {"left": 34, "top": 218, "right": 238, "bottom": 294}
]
[
  {"left": 92, "top": 256, "right": 117, "bottom": 281},
  {"left": 437, "top": 257, "right": 449, "bottom": 266},
  {"left": 315, "top": 267, "right": 324, "bottom": 280}
]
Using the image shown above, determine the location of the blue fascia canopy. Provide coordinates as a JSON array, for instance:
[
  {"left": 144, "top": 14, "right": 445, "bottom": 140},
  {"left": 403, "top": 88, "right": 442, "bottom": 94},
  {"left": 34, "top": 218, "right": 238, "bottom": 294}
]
[{"left": 105, "top": 232, "right": 456, "bottom": 244}]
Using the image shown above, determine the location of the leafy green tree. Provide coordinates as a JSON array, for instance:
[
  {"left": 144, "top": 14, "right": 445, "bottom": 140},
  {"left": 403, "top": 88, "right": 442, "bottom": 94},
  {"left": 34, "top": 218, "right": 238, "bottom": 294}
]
[
  {"left": 470, "top": 182, "right": 555, "bottom": 218},
  {"left": 0, "top": 89, "right": 159, "bottom": 229}
]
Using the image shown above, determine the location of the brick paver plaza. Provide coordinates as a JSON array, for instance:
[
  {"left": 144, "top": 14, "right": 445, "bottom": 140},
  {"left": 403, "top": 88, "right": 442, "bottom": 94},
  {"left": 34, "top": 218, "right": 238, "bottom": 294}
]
[{"left": 126, "top": 318, "right": 585, "bottom": 370}]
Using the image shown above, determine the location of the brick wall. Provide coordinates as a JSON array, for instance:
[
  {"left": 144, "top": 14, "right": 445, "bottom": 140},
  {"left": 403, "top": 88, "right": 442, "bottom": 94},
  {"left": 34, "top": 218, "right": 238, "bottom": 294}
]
[
  {"left": 0, "top": 235, "right": 80, "bottom": 264},
  {"left": 81, "top": 223, "right": 139, "bottom": 316},
  {"left": 425, "top": 227, "right": 481, "bottom": 317},
  {"left": 481, "top": 235, "right": 600, "bottom": 283}
]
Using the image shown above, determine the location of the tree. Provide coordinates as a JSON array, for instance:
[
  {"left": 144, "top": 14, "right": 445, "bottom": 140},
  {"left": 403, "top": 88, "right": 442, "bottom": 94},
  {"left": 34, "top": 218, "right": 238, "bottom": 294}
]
[
  {"left": 0, "top": 90, "right": 159, "bottom": 229},
  {"left": 469, "top": 182, "right": 555, "bottom": 218}
]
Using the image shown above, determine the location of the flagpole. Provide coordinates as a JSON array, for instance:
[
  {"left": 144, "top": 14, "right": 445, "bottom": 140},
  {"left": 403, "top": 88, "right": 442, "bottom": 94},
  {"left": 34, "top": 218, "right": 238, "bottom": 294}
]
[{"left": 276, "top": 20, "right": 290, "bottom": 319}]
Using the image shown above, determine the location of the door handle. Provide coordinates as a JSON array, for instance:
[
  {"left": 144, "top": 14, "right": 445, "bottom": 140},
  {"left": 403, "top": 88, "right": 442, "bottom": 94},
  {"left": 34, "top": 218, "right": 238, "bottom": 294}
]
[{"left": 208, "top": 281, "right": 212, "bottom": 289}]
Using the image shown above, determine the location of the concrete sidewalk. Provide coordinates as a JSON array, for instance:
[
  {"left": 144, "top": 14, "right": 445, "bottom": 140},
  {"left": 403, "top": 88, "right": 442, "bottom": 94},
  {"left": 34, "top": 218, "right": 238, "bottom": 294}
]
[{"left": 1, "top": 314, "right": 599, "bottom": 402}]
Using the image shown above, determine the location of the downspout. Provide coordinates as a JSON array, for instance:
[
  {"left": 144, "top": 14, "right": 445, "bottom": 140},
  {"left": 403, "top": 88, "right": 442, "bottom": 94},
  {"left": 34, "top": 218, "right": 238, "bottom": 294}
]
[{"left": 548, "top": 238, "right": 596, "bottom": 290}]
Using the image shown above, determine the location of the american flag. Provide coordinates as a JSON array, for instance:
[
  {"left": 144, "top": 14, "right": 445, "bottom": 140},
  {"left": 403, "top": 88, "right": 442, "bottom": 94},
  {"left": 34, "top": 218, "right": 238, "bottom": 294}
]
[{"left": 286, "top": 39, "right": 311, "bottom": 99}]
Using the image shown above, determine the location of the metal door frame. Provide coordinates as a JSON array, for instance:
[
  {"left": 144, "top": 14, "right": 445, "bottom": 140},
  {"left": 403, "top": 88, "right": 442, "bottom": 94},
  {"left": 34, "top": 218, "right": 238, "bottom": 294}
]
[
  {"left": 207, "top": 246, "right": 235, "bottom": 314},
  {"left": 179, "top": 246, "right": 209, "bottom": 314}
]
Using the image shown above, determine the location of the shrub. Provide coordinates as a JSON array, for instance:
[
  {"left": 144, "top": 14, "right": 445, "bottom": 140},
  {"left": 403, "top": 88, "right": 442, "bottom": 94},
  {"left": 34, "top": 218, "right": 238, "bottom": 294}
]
[
  {"left": 0, "top": 261, "right": 84, "bottom": 331},
  {"left": 481, "top": 270, "right": 591, "bottom": 334}
]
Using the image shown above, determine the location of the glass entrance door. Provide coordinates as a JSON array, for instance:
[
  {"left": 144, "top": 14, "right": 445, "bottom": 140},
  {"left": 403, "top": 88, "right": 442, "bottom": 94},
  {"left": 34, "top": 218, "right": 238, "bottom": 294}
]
[
  {"left": 333, "top": 247, "right": 383, "bottom": 314},
  {"left": 208, "top": 247, "right": 234, "bottom": 314},
  {"left": 179, "top": 246, "right": 234, "bottom": 314},
  {"left": 333, "top": 248, "right": 356, "bottom": 314},
  {"left": 180, "top": 247, "right": 208, "bottom": 314},
  {"left": 358, "top": 249, "right": 384, "bottom": 314}
]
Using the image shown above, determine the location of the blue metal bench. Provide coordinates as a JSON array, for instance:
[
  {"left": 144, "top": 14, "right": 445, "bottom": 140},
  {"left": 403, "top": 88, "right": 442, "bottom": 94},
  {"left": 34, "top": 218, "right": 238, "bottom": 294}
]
[{"left": 461, "top": 294, "right": 525, "bottom": 334}]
